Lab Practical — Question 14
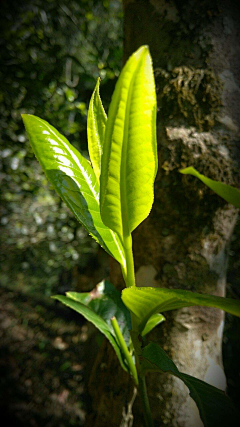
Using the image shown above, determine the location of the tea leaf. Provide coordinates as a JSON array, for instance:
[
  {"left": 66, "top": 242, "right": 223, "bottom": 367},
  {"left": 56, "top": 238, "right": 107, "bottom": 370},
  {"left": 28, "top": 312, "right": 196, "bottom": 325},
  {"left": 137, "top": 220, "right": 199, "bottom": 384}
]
[
  {"left": 142, "top": 313, "right": 165, "bottom": 337},
  {"left": 87, "top": 78, "right": 107, "bottom": 181},
  {"left": 67, "top": 280, "right": 131, "bottom": 345},
  {"left": 122, "top": 287, "right": 240, "bottom": 332},
  {"left": 180, "top": 167, "right": 240, "bottom": 208},
  {"left": 22, "top": 114, "right": 125, "bottom": 268},
  {"left": 52, "top": 294, "right": 128, "bottom": 371},
  {"left": 100, "top": 45, "right": 157, "bottom": 239},
  {"left": 142, "top": 343, "right": 238, "bottom": 427}
]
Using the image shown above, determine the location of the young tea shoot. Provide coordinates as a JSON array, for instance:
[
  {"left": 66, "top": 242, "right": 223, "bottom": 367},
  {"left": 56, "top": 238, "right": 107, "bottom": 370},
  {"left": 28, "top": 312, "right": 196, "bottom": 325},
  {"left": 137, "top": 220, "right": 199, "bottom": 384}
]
[{"left": 23, "top": 46, "right": 240, "bottom": 427}]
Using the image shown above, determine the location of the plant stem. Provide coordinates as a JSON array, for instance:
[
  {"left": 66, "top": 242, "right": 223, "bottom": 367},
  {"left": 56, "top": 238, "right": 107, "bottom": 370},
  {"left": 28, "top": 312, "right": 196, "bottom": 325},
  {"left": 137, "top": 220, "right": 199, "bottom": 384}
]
[
  {"left": 121, "top": 229, "right": 152, "bottom": 425},
  {"left": 130, "top": 325, "right": 154, "bottom": 427},
  {"left": 138, "top": 375, "right": 154, "bottom": 427},
  {"left": 123, "top": 232, "right": 135, "bottom": 287},
  {"left": 111, "top": 316, "right": 138, "bottom": 386}
]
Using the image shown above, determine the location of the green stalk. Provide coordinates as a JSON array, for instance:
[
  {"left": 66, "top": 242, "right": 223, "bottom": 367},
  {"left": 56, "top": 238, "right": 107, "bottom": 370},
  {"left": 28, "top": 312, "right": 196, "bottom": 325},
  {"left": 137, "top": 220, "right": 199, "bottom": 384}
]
[
  {"left": 111, "top": 316, "right": 153, "bottom": 425},
  {"left": 134, "top": 330, "right": 154, "bottom": 427},
  {"left": 130, "top": 319, "right": 154, "bottom": 427},
  {"left": 123, "top": 232, "right": 135, "bottom": 287},
  {"left": 121, "top": 225, "right": 152, "bottom": 425},
  {"left": 111, "top": 316, "right": 138, "bottom": 386},
  {"left": 138, "top": 375, "right": 154, "bottom": 427}
]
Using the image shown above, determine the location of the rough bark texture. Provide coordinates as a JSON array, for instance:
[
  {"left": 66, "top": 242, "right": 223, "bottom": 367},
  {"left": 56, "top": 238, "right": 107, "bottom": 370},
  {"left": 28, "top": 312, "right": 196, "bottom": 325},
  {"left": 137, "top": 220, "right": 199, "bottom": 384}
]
[{"left": 85, "top": 1, "right": 240, "bottom": 426}]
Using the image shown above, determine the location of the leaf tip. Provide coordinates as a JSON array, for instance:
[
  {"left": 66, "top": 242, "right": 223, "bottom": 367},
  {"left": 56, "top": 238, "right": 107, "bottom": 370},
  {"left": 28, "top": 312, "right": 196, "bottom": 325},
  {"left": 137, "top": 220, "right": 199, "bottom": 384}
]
[
  {"left": 141, "top": 44, "right": 149, "bottom": 52},
  {"left": 21, "top": 113, "right": 33, "bottom": 119},
  {"left": 179, "top": 167, "right": 196, "bottom": 175},
  {"left": 132, "top": 45, "right": 150, "bottom": 61},
  {"left": 21, "top": 113, "right": 29, "bottom": 124}
]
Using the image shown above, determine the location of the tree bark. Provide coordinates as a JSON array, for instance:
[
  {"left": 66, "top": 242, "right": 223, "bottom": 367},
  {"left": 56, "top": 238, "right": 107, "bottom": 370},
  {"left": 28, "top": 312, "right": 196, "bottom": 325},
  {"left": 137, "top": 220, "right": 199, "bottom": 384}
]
[{"left": 85, "top": 1, "right": 240, "bottom": 426}]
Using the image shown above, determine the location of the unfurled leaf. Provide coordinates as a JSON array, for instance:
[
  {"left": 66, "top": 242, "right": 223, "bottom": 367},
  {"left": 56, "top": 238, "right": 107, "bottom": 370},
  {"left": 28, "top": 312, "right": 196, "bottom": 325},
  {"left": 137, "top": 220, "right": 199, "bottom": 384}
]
[
  {"left": 180, "top": 167, "right": 240, "bottom": 208},
  {"left": 52, "top": 294, "right": 128, "bottom": 371},
  {"left": 100, "top": 45, "right": 158, "bottom": 239},
  {"left": 141, "top": 313, "right": 165, "bottom": 337},
  {"left": 87, "top": 78, "right": 107, "bottom": 180},
  {"left": 22, "top": 114, "right": 125, "bottom": 268},
  {"left": 122, "top": 286, "right": 240, "bottom": 332},
  {"left": 141, "top": 343, "right": 238, "bottom": 427},
  {"left": 67, "top": 280, "right": 131, "bottom": 344}
]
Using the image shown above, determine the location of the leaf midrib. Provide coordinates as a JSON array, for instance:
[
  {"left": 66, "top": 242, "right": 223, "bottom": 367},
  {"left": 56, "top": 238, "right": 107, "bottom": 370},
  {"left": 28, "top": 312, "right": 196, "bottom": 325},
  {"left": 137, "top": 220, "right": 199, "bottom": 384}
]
[
  {"left": 27, "top": 115, "right": 125, "bottom": 264},
  {"left": 120, "top": 53, "right": 146, "bottom": 238}
]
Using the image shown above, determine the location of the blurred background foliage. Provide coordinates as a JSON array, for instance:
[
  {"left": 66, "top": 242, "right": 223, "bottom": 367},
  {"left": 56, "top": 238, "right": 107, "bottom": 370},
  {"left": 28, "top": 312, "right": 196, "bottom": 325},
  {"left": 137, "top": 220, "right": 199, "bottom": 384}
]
[
  {"left": 0, "top": 1, "right": 123, "bottom": 424},
  {"left": 0, "top": 0, "right": 123, "bottom": 296}
]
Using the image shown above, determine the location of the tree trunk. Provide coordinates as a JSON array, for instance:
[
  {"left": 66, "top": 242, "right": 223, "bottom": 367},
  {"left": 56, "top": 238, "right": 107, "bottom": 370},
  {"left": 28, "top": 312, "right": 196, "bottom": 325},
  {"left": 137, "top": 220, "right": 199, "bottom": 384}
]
[{"left": 85, "top": 1, "right": 240, "bottom": 426}]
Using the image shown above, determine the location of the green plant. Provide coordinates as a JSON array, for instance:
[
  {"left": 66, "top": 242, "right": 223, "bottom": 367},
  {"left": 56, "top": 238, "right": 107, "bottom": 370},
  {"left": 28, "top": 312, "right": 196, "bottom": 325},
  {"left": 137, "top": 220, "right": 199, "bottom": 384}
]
[
  {"left": 180, "top": 166, "right": 240, "bottom": 208},
  {"left": 22, "top": 46, "right": 240, "bottom": 427}
]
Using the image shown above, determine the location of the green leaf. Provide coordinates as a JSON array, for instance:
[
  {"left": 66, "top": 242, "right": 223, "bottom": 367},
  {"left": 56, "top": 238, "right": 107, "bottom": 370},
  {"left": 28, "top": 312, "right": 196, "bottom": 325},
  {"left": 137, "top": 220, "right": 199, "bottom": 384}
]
[
  {"left": 141, "top": 313, "right": 165, "bottom": 337},
  {"left": 66, "top": 280, "right": 131, "bottom": 345},
  {"left": 22, "top": 114, "right": 125, "bottom": 268},
  {"left": 52, "top": 294, "right": 128, "bottom": 371},
  {"left": 180, "top": 167, "right": 240, "bottom": 208},
  {"left": 87, "top": 78, "right": 107, "bottom": 181},
  {"left": 100, "top": 45, "right": 158, "bottom": 239},
  {"left": 141, "top": 343, "right": 238, "bottom": 427},
  {"left": 122, "top": 287, "right": 240, "bottom": 332}
]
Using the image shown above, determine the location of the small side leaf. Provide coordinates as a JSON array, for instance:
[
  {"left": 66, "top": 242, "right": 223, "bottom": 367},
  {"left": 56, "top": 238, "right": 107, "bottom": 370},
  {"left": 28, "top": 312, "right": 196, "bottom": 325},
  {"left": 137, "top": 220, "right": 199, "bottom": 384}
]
[
  {"left": 67, "top": 280, "right": 131, "bottom": 345},
  {"left": 22, "top": 114, "right": 125, "bottom": 268},
  {"left": 52, "top": 294, "right": 128, "bottom": 371},
  {"left": 87, "top": 78, "right": 107, "bottom": 180},
  {"left": 122, "top": 286, "right": 240, "bottom": 332},
  {"left": 142, "top": 313, "right": 165, "bottom": 337},
  {"left": 142, "top": 343, "right": 238, "bottom": 427},
  {"left": 100, "top": 45, "right": 158, "bottom": 239},
  {"left": 180, "top": 167, "right": 240, "bottom": 208}
]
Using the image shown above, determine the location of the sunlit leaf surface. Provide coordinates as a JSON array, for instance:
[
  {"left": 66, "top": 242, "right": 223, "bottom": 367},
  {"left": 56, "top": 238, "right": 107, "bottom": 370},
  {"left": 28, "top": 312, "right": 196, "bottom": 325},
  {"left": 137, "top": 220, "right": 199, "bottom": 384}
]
[
  {"left": 100, "top": 45, "right": 158, "bottom": 239},
  {"left": 87, "top": 78, "right": 107, "bottom": 181},
  {"left": 22, "top": 114, "right": 125, "bottom": 267},
  {"left": 122, "top": 286, "right": 240, "bottom": 332}
]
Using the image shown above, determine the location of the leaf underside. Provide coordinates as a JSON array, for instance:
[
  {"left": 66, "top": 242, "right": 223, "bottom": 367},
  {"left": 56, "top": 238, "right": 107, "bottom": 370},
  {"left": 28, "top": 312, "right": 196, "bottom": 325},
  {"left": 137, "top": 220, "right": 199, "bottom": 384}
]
[
  {"left": 52, "top": 284, "right": 130, "bottom": 372},
  {"left": 66, "top": 280, "right": 131, "bottom": 344},
  {"left": 142, "top": 343, "right": 239, "bottom": 427},
  {"left": 100, "top": 45, "right": 158, "bottom": 238},
  {"left": 22, "top": 114, "right": 125, "bottom": 267},
  {"left": 122, "top": 286, "right": 240, "bottom": 332},
  {"left": 180, "top": 167, "right": 240, "bottom": 208},
  {"left": 141, "top": 313, "right": 165, "bottom": 336}
]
